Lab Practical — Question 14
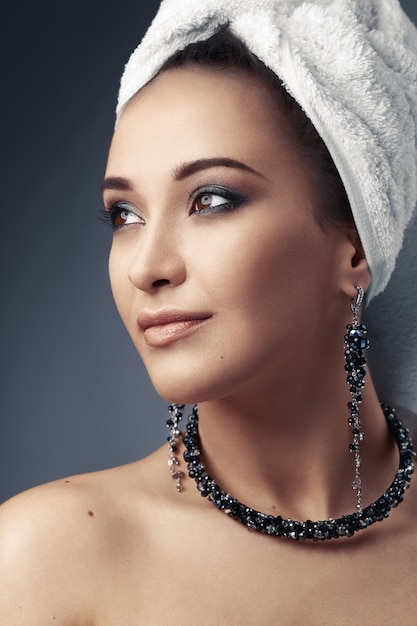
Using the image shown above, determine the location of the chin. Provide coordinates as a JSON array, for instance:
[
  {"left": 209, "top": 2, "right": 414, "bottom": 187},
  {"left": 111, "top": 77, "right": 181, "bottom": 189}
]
[
  {"left": 152, "top": 381, "right": 206, "bottom": 406},
  {"left": 148, "top": 367, "right": 229, "bottom": 406}
]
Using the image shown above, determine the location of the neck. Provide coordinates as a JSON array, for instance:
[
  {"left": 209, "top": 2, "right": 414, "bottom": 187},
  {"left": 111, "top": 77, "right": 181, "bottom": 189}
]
[{"left": 193, "top": 368, "right": 397, "bottom": 521}]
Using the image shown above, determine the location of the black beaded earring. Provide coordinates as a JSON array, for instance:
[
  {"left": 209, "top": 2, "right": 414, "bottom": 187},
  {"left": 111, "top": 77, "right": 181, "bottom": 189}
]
[
  {"left": 344, "top": 286, "right": 369, "bottom": 514},
  {"left": 167, "top": 403, "right": 185, "bottom": 491}
]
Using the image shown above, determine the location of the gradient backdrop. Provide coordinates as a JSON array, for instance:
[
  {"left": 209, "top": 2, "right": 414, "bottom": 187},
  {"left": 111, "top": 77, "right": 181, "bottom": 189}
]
[{"left": 2, "top": 1, "right": 416, "bottom": 502}]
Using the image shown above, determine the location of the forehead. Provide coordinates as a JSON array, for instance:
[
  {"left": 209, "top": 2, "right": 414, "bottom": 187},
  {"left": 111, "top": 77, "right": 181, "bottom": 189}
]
[
  {"left": 122, "top": 64, "right": 281, "bottom": 129},
  {"left": 107, "top": 66, "right": 302, "bottom": 183}
]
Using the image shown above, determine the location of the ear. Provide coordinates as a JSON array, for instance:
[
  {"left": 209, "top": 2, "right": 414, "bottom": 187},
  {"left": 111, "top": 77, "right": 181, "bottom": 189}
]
[{"left": 338, "top": 227, "right": 371, "bottom": 299}]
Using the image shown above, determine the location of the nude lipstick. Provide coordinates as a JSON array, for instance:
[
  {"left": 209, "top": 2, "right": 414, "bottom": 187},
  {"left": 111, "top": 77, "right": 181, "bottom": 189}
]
[{"left": 138, "top": 310, "right": 211, "bottom": 347}]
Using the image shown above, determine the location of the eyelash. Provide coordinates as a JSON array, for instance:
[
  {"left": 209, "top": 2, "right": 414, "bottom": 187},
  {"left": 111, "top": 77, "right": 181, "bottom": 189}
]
[{"left": 99, "top": 185, "right": 246, "bottom": 231}]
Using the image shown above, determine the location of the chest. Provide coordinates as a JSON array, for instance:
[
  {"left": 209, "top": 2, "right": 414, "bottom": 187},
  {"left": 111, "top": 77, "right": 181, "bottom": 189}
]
[{"left": 94, "top": 517, "right": 417, "bottom": 625}]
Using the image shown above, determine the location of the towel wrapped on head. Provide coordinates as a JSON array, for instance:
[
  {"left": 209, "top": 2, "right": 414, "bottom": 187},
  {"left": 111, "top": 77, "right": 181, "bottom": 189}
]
[{"left": 116, "top": 0, "right": 417, "bottom": 413}]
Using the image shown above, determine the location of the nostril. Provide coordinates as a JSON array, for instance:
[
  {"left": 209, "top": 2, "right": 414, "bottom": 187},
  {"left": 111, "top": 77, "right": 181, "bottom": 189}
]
[{"left": 152, "top": 278, "right": 171, "bottom": 288}]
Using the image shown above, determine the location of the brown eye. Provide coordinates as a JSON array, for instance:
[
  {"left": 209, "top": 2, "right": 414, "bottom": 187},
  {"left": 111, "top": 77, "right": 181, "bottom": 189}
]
[
  {"left": 191, "top": 188, "right": 244, "bottom": 215},
  {"left": 108, "top": 203, "right": 142, "bottom": 229},
  {"left": 195, "top": 194, "right": 213, "bottom": 211},
  {"left": 113, "top": 208, "right": 131, "bottom": 226}
]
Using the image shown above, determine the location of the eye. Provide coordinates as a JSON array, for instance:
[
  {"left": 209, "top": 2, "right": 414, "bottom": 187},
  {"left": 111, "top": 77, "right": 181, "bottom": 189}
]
[
  {"left": 195, "top": 193, "right": 228, "bottom": 212},
  {"left": 108, "top": 202, "right": 143, "bottom": 228},
  {"left": 191, "top": 187, "right": 246, "bottom": 215}
]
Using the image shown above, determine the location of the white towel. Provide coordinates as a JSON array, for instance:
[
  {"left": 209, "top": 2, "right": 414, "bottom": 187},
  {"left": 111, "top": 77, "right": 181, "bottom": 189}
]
[{"left": 116, "top": 0, "right": 417, "bottom": 413}]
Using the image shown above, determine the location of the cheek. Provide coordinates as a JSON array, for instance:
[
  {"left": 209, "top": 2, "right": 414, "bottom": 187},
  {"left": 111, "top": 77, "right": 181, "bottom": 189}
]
[
  {"left": 108, "top": 245, "right": 121, "bottom": 303},
  {"left": 193, "top": 217, "right": 328, "bottom": 318},
  {"left": 108, "top": 245, "right": 134, "bottom": 325}
]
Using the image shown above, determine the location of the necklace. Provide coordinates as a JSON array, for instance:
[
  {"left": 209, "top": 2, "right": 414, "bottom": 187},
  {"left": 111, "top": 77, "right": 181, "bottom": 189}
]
[{"left": 181, "top": 404, "right": 415, "bottom": 541}]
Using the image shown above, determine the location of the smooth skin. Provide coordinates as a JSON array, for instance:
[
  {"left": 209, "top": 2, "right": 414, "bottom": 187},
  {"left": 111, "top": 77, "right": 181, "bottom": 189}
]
[{"left": 1, "top": 66, "right": 417, "bottom": 625}]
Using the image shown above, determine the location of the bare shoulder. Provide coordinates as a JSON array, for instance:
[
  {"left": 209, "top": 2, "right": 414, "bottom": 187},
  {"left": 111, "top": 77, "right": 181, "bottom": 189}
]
[{"left": 0, "top": 447, "right": 166, "bottom": 625}]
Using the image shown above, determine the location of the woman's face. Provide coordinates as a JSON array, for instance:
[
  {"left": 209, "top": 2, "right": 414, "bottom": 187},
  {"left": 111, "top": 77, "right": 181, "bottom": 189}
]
[{"left": 104, "top": 66, "right": 354, "bottom": 403}]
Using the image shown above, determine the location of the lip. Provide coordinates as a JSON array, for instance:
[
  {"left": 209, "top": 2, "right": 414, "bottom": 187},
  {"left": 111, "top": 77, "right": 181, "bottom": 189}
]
[{"left": 138, "top": 309, "right": 212, "bottom": 347}]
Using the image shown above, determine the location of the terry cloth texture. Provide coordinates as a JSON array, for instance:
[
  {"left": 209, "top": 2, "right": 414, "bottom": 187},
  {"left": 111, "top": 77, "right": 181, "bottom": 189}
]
[{"left": 116, "top": 0, "right": 417, "bottom": 413}]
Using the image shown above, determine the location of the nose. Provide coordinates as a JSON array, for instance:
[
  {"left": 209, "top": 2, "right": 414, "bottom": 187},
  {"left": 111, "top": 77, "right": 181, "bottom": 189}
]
[{"left": 127, "top": 220, "right": 186, "bottom": 292}]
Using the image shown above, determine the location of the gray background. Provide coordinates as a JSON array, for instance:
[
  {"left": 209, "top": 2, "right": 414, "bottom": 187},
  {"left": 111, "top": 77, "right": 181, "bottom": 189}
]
[{"left": 1, "top": 1, "right": 417, "bottom": 502}]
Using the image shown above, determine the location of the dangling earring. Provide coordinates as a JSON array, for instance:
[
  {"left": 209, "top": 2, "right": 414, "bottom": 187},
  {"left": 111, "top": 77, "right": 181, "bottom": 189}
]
[
  {"left": 344, "top": 286, "right": 369, "bottom": 514},
  {"left": 167, "top": 404, "right": 185, "bottom": 492}
]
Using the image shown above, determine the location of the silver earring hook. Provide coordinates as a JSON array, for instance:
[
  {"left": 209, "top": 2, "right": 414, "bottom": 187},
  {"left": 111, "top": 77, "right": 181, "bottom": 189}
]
[{"left": 351, "top": 285, "right": 364, "bottom": 319}]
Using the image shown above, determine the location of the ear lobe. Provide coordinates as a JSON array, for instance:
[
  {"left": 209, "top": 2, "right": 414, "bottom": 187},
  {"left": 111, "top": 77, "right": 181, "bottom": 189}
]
[{"left": 339, "top": 228, "right": 371, "bottom": 298}]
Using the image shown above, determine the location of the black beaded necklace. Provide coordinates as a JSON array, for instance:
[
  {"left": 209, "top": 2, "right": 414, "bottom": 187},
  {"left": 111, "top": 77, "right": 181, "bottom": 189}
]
[{"left": 180, "top": 404, "right": 415, "bottom": 541}]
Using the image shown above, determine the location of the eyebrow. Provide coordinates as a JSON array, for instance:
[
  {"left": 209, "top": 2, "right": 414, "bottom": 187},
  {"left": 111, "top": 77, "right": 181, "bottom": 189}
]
[
  {"left": 101, "top": 157, "right": 264, "bottom": 194},
  {"left": 101, "top": 176, "right": 133, "bottom": 193},
  {"left": 172, "top": 157, "right": 264, "bottom": 180}
]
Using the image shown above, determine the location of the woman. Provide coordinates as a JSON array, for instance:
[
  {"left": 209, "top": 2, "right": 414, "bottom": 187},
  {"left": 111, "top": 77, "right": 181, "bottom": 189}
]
[{"left": 1, "top": 0, "right": 417, "bottom": 623}]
